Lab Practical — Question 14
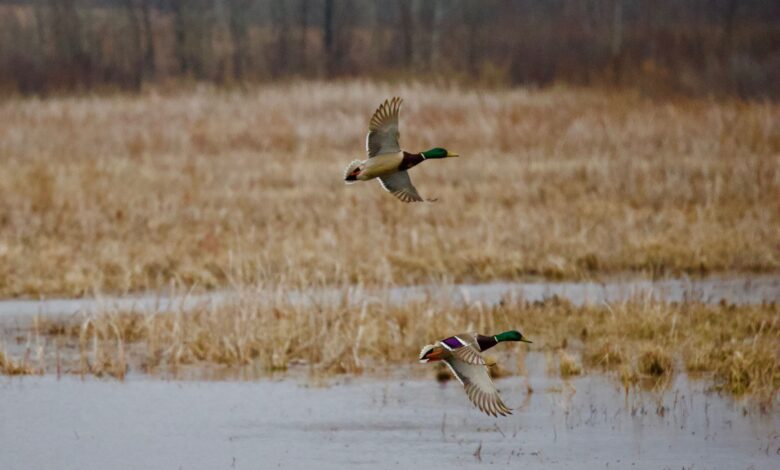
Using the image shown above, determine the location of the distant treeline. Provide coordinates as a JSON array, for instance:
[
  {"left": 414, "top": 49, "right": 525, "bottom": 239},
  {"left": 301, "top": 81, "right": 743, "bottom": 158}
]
[{"left": 0, "top": 0, "right": 778, "bottom": 97}]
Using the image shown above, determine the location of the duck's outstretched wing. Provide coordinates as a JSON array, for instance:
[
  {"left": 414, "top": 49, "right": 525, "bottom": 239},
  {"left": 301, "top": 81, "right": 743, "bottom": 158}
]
[
  {"left": 440, "top": 335, "right": 485, "bottom": 365},
  {"left": 378, "top": 171, "right": 423, "bottom": 203},
  {"left": 445, "top": 359, "right": 512, "bottom": 417},
  {"left": 451, "top": 344, "right": 486, "bottom": 366},
  {"left": 366, "top": 97, "right": 402, "bottom": 158}
]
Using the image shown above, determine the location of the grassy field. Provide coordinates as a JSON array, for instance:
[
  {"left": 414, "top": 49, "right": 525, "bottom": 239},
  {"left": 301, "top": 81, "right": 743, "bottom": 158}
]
[
  {"left": 0, "top": 81, "right": 777, "bottom": 298},
  {"left": 3, "top": 294, "right": 778, "bottom": 404}
]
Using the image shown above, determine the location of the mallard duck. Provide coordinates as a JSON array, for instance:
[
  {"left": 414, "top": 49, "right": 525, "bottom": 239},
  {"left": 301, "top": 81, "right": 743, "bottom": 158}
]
[
  {"left": 343, "top": 97, "right": 459, "bottom": 202},
  {"left": 419, "top": 330, "right": 532, "bottom": 417}
]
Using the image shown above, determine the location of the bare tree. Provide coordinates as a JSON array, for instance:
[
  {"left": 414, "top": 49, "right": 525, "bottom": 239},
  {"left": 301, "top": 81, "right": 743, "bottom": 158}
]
[
  {"left": 169, "top": 0, "right": 188, "bottom": 75},
  {"left": 610, "top": 0, "right": 623, "bottom": 83},
  {"left": 228, "top": 0, "right": 253, "bottom": 80},
  {"left": 719, "top": 0, "right": 739, "bottom": 62},
  {"left": 323, "top": 0, "right": 335, "bottom": 75},
  {"left": 270, "top": 0, "right": 291, "bottom": 77},
  {"left": 398, "top": 0, "right": 413, "bottom": 67},
  {"left": 463, "top": 0, "right": 484, "bottom": 75},
  {"left": 168, "top": 0, "right": 215, "bottom": 79},
  {"left": 429, "top": 0, "right": 444, "bottom": 70},
  {"left": 298, "top": 0, "right": 309, "bottom": 72},
  {"left": 120, "top": 0, "right": 144, "bottom": 90},
  {"left": 48, "top": 0, "right": 91, "bottom": 90},
  {"left": 140, "top": 0, "right": 156, "bottom": 80}
]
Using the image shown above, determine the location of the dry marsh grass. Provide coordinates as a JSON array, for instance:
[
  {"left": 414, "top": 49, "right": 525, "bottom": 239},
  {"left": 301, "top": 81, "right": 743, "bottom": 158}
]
[
  {"left": 0, "top": 81, "right": 778, "bottom": 297},
  {"left": 8, "top": 295, "right": 778, "bottom": 403},
  {"left": 0, "top": 345, "right": 42, "bottom": 375},
  {"left": 558, "top": 351, "right": 582, "bottom": 378}
]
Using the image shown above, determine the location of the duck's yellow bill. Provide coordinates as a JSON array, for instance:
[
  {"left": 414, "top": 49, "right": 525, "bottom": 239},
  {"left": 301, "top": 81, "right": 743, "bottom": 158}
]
[{"left": 446, "top": 151, "right": 460, "bottom": 158}]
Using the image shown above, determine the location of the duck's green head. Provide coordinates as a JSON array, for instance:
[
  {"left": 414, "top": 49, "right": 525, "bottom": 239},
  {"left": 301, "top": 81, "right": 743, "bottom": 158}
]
[
  {"left": 421, "top": 147, "right": 459, "bottom": 159},
  {"left": 495, "top": 330, "right": 532, "bottom": 343}
]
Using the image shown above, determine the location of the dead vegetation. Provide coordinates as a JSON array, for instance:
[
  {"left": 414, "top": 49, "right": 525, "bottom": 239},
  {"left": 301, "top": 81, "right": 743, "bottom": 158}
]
[
  {"left": 0, "top": 82, "right": 777, "bottom": 298},
  {"left": 5, "top": 293, "right": 778, "bottom": 404},
  {"left": 0, "top": 346, "right": 42, "bottom": 376},
  {"left": 524, "top": 297, "right": 779, "bottom": 401},
  {"left": 558, "top": 351, "right": 582, "bottom": 378}
]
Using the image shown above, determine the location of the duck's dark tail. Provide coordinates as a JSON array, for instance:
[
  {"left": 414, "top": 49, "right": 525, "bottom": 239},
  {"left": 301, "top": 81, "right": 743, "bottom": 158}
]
[{"left": 343, "top": 160, "right": 362, "bottom": 184}]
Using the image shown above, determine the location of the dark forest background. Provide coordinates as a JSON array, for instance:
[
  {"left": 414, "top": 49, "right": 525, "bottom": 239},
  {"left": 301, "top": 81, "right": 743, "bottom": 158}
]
[{"left": 0, "top": 0, "right": 778, "bottom": 98}]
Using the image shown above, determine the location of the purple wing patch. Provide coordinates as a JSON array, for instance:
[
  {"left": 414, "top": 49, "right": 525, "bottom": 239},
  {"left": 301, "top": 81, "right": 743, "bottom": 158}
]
[{"left": 442, "top": 336, "right": 464, "bottom": 349}]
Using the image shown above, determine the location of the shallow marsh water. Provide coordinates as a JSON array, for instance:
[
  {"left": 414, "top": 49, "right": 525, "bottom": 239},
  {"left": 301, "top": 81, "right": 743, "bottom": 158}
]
[
  {"left": 0, "top": 275, "right": 778, "bottom": 326},
  {"left": 1, "top": 277, "right": 778, "bottom": 469},
  {"left": 1, "top": 357, "right": 777, "bottom": 470}
]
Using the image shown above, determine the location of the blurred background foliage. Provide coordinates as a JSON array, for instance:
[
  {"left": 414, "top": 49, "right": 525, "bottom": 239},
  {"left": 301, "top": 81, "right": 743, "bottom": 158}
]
[{"left": 0, "top": 0, "right": 777, "bottom": 97}]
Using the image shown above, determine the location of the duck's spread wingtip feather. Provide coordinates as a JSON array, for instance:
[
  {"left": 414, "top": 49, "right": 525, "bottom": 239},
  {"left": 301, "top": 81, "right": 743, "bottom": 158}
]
[{"left": 367, "top": 97, "right": 403, "bottom": 134}]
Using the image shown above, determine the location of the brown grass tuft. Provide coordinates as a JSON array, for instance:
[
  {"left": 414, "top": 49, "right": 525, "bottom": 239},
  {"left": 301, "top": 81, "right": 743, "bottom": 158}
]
[
  {"left": 638, "top": 347, "right": 673, "bottom": 377},
  {"left": 558, "top": 351, "right": 582, "bottom": 378},
  {"left": 0, "top": 348, "right": 40, "bottom": 375},
  {"left": 619, "top": 364, "right": 640, "bottom": 388},
  {"left": 584, "top": 341, "right": 625, "bottom": 368}
]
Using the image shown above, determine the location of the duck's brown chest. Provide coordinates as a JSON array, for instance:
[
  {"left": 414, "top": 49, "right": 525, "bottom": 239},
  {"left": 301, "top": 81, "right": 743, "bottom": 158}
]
[
  {"left": 398, "top": 152, "right": 424, "bottom": 171},
  {"left": 476, "top": 335, "right": 498, "bottom": 351}
]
